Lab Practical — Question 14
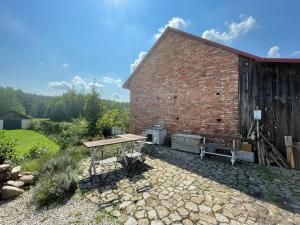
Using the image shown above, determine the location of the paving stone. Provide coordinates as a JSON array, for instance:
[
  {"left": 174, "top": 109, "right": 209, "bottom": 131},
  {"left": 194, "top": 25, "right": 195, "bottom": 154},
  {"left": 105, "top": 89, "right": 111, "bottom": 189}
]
[
  {"left": 183, "top": 219, "right": 193, "bottom": 225},
  {"left": 138, "top": 218, "right": 150, "bottom": 225},
  {"left": 156, "top": 206, "right": 169, "bottom": 219},
  {"left": 215, "top": 213, "right": 229, "bottom": 223},
  {"left": 150, "top": 220, "right": 164, "bottom": 225},
  {"left": 185, "top": 202, "right": 198, "bottom": 212},
  {"left": 169, "top": 212, "right": 181, "bottom": 222},
  {"left": 177, "top": 207, "right": 189, "bottom": 217},
  {"left": 125, "top": 217, "right": 138, "bottom": 225},
  {"left": 148, "top": 209, "right": 157, "bottom": 220},
  {"left": 162, "top": 217, "right": 172, "bottom": 225},
  {"left": 199, "top": 204, "right": 211, "bottom": 214},
  {"left": 212, "top": 204, "right": 222, "bottom": 213},
  {"left": 120, "top": 201, "right": 132, "bottom": 210},
  {"left": 191, "top": 195, "right": 204, "bottom": 204},
  {"left": 143, "top": 192, "right": 150, "bottom": 200}
]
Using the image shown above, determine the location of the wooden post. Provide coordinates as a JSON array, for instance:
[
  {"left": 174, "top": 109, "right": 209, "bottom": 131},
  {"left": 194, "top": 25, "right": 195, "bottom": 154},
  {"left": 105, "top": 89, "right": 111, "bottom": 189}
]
[{"left": 285, "top": 136, "right": 294, "bottom": 169}]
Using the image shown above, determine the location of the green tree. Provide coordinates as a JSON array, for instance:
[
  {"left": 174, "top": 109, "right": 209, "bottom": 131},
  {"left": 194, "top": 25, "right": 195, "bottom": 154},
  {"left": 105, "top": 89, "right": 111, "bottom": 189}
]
[
  {"left": 49, "top": 101, "right": 66, "bottom": 121},
  {"left": 0, "top": 87, "right": 25, "bottom": 114},
  {"left": 98, "top": 108, "right": 129, "bottom": 129},
  {"left": 84, "top": 85, "right": 101, "bottom": 136}
]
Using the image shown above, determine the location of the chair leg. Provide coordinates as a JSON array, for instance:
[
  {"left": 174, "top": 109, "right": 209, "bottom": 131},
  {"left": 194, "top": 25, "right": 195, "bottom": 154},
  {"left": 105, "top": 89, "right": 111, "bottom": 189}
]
[{"left": 200, "top": 147, "right": 205, "bottom": 160}]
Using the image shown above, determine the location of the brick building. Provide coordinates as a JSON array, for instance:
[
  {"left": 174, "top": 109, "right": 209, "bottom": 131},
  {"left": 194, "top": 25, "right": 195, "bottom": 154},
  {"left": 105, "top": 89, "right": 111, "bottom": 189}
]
[{"left": 123, "top": 27, "right": 300, "bottom": 150}]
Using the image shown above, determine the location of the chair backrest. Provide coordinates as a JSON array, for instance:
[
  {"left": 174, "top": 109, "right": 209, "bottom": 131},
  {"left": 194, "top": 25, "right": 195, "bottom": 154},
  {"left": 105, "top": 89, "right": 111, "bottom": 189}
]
[{"left": 134, "top": 141, "right": 145, "bottom": 153}]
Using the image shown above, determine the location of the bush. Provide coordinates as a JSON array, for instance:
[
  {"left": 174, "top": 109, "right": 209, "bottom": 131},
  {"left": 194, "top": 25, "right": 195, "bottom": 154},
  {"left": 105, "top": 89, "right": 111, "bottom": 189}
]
[
  {"left": 0, "top": 130, "right": 16, "bottom": 161},
  {"left": 27, "top": 145, "right": 49, "bottom": 159},
  {"left": 26, "top": 119, "right": 42, "bottom": 131},
  {"left": 31, "top": 166, "right": 77, "bottom": 208},
  {"left": 56, "top": 119, "right": 88, "bottom": 149},
  {"left": 31, "top": 147, "right": 86, "bottom": 208},
  {"left": 98, "top": 109, "right": 129, "bottom": 131}
]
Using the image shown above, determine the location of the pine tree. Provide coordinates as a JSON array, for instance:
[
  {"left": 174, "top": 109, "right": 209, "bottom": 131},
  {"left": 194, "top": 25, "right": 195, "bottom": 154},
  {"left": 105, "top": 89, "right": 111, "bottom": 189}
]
[{"left": 84, "top": 84, "right": 101, "bottom": 136}]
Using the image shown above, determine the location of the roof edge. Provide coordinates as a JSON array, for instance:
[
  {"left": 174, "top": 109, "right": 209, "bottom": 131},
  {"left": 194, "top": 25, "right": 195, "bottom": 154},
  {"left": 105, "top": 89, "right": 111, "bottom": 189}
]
[
  {"left": 123, "top": 27, "right": 300, "bottom": 89},
  {"left": 0, "top": 111, "right": 32, "bottom": 119}
]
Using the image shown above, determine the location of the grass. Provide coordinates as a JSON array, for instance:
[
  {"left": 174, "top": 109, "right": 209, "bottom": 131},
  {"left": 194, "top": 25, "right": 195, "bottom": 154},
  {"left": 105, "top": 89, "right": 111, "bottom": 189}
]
[
  {"left": 5, "top": 130, "right": 59, "bottom": 158},
  {"left": 95, "top": 208, "right": 123, "bottom": 225},
  {"left": 4, "top": 130, "right": 59, "bottom": 171},
  {"left": 256, "top": 166, "right": 281, "bottom": 182}
]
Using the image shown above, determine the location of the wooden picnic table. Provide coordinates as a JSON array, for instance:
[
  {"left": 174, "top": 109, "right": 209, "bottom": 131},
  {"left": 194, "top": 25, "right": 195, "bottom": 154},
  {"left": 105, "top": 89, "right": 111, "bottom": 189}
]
[{"left": 83, "top": 134, "right": 147, "bottom": 177}]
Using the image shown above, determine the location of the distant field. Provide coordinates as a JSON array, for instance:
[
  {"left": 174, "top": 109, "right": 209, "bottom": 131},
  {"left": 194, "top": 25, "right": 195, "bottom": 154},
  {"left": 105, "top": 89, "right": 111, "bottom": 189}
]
[{"left": 4, "top": 130, "right": 59, "bottom": 158}]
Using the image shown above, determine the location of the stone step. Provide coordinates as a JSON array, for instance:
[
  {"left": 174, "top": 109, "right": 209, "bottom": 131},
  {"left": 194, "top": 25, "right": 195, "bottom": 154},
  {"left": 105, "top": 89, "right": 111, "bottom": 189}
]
[
  {"left": 18, "top": 174, "right": 34, "bottom": 185},
  {"left": 0, "top": 185, "right": 24, "bottom": 200},
  {"left": 10, "top": 166, "right": 21, "bottom": 180},
  {"left": 0, "top": 164, "right": 11, "bottom": 172},
  {"left": 6, "top": 180, "right": 25, "bottom": 188}
]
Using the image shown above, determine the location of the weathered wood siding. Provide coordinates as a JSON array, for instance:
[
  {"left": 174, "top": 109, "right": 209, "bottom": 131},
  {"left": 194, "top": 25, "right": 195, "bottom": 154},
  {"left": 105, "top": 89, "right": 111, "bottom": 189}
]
[{"left": 239, "top": 56, "right": 300, "bottom": 154}]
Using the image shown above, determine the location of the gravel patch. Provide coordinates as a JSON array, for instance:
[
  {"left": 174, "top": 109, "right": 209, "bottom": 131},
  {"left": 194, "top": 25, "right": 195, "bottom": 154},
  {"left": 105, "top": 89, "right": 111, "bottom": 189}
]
[{"left": 0, "top": 192, "right": 114, "bottom": 225}]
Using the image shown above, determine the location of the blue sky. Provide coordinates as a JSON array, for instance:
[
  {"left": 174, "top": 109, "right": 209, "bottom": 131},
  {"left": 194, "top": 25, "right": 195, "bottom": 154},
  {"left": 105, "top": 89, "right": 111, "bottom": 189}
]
[{"left": 1, "top": 0, "right": 300, "bottom": 102}]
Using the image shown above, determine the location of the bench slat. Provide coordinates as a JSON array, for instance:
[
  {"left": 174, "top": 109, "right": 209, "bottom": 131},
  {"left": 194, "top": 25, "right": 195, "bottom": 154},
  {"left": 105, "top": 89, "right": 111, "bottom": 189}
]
[{"left": 199, "top": 144, "right": 239, "bottom": 151}]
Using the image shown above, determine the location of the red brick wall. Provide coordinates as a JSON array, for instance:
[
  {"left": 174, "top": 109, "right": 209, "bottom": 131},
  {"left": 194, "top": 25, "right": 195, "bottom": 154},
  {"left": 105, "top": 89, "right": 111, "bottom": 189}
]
[{"left": 128, "top": 30, "right": 240, "bottom": 137}]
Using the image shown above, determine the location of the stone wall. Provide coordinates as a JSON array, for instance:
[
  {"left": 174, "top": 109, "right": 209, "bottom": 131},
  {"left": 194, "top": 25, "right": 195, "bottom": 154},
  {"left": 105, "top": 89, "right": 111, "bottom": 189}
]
[{"left": 128, "top": 30, "right": 240, "bottom": 137}]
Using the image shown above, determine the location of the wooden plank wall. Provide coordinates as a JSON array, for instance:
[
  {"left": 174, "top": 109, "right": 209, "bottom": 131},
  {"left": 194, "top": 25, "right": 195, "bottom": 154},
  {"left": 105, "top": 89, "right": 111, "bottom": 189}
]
[{"left": 239, "top": 56, "right": 300, "bottom": 155}]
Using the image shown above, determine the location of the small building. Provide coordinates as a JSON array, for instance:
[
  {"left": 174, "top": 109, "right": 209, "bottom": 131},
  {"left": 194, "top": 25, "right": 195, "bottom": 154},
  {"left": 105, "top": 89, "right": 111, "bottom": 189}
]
[
  {"left": 0, "top": 111, "right": 32, "bottom": 130},
  {"left": 123, "top": 27, "right": 300, "bottom": 153}
]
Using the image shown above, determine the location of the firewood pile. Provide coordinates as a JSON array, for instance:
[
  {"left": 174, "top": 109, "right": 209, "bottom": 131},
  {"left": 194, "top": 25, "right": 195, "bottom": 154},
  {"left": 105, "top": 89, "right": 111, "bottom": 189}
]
[{"left": 247, "top": 120, "right": 289, "bottom": 169}]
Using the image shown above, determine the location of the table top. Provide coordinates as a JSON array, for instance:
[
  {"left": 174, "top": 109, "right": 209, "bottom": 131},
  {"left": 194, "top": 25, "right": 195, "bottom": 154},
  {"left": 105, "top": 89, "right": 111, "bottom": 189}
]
[{"left": 83, "top": 134, "right": 147, "bottom": 148}]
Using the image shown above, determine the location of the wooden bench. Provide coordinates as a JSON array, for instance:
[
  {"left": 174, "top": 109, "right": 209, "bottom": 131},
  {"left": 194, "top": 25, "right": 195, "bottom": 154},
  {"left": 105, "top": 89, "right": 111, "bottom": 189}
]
[{"left": 199, "top": 140, "right": 239, "bottom": 166}]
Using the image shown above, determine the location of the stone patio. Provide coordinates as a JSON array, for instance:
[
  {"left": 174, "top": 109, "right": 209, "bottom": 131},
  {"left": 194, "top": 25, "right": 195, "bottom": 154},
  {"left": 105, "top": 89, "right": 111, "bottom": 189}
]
[{"left": 78, "top": 147, "right": 300, "bottom": 225}]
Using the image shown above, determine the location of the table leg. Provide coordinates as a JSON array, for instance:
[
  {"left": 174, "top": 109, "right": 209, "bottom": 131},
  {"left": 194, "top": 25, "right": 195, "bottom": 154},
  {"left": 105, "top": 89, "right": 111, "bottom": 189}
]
[
  {"left": 122, "top": 143, "right": 129, "bottom": 166},
  {"left": 90, "top": 148, "right": 96, "bottom": 176}
]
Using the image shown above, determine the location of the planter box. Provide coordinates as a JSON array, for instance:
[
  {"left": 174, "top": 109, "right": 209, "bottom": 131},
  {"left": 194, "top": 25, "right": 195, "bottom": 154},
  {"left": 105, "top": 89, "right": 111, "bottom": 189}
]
[{"left": 171, "top": 134, "right": 203, "bottom": 154}]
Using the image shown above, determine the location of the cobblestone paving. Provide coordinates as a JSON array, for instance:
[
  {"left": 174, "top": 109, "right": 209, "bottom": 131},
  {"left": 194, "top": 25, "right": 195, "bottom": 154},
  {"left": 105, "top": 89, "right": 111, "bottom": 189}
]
[{"left": 79, "top": 147, "right": 300, "bottom": 225}]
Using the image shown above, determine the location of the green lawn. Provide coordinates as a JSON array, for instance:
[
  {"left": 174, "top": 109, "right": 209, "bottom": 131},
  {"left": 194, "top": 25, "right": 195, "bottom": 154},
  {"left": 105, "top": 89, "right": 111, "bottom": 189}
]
[{"left": 5, "top": 130, "right": 59, "bottom": 158}]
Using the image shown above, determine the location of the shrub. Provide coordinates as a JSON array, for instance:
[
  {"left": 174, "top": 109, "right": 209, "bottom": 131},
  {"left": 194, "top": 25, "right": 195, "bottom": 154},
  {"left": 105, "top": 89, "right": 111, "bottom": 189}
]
[
  {"left": 31, "top": 147, "right": 86, "bottom": 208},
  {"left": 31, "top": 166, "right": 77, "bottom": 208},
  {"left": 57, "top": 119, "right": 88, "bottom": 149},
  {"left": 27, "top": 145, "right": 49, "bottom": 159},
  {"left": 98, "top": 109, "right": 129, "bottom": 131},
  {"left": 0, "top": 130, "right": 16, "bottom": 161},
  {"left": 26, "top": 119, "right": 42, "bottom": 131}
]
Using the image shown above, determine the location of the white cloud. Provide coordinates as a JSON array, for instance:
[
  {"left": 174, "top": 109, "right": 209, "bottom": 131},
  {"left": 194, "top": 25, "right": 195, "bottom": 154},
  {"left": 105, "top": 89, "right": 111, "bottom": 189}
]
[
  {"left": 72, "top": 75, "right": 89, "bottom": 89},
  {"left": 267, "top": 46, "right": 280, "bottom": 58},
  {"left": 130, "top": 51, "right": 147, "bottom": 72},
  {"left": 290, "top": 50, "right": 300, "bottom": 57},
  {"left": 202, "top": 16, "right": 257, "bottom": 44},
  {"left": 154, "top": 17, "right": 189, "bottom": 40},
  {"left": 48, "top": 81, "right": 71, "bottom": 90},
  {"left": 113, "top": 92, "right": 121, "bottom": 99},
  {"left": 31, "top": 89, "right": 53, "bottom": 96},
  {"left": 88, "top": 82, "right": 103, "bottom": 89},
  {"left": 102, "top": 77, "right": 122, "bottom": 87},
  {"left": 62, "top": 62, "right": 69, "bottom": 68},
  {"left": 48, "top": 76, "right": 104, "bottom": 92}
]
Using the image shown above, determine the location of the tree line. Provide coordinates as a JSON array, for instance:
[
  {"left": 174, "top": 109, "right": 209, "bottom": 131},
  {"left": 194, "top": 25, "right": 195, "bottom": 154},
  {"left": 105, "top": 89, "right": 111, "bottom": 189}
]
[{"left": 0, "top": 86, "right": 129, "bottom": 123}]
